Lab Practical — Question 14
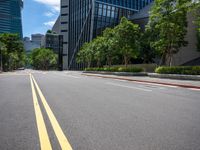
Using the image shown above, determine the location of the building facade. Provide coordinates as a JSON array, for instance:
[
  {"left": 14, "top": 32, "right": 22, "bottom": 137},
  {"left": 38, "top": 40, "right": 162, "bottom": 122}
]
[
  {"left": 31, "top": 34, "right": 44, "bottom": 46},
  {"left": 23, "top": 37, "right": 41, "bottom": 54},
  {"left": 52, "top": 16, "right": 61, "bottom": 35},
  {"left": 43, "top": 33, "right": 63, "bottom": 70},
  {"left": 0, "top": 0, "right": 23, "bottom": 38},
  {"left": 60, "top": 0, "right": 153, "bottom": 70}
]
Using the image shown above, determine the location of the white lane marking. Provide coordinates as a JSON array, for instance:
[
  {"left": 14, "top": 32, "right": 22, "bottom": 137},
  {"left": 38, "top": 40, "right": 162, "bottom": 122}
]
[
  {"left": 188, "top": 88, "right": 200, "bottom": 91},
  {"left": 131, "top": 81, "right": 178, "bottom": 88},
  {"left": 65, "top": 75, "right": 81, "bottom": 79},
  {"left": 52, "top": 72, "right": 81, "bottom": 79},
  {"left": 137, "top": 85, "right": 166, "bottom": 90},
  {"left": 158, "top": 87, "right": 166, "bottom": 90},
  {"left": 106, "top": 82, "right": 152, "bottom": 92}
]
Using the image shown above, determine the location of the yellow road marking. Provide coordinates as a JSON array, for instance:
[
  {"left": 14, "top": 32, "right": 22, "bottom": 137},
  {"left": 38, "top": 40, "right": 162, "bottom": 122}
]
[
  {"left": 31, "top": 75, "right": 73, "bottom": 150},
  {"left": 29, "top": 74, "right": 52, "bottom": 150}
]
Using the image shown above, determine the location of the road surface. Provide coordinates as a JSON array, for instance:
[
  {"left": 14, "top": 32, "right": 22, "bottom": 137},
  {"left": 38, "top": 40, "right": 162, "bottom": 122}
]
[{"left": 0, "top": 70, "right": 200, "bottom": 150}]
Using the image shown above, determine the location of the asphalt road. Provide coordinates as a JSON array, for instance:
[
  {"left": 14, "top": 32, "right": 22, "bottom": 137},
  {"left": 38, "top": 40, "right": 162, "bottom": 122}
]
[{"left": 0, "top": 70, "right": 200, "bottom": 150}]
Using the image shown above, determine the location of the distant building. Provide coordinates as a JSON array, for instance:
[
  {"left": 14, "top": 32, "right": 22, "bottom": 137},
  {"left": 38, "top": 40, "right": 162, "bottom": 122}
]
[
  {"left": 0, "top": 0, "right": 23, "bottom": 38},
  {"left": 31, "top": 34, "right": 44, "bottom": 45},
  {"left": 23, "top": 37, "right": 40, "bottom": 54},
  {"left": 43, "top": 33, "right": 63, "bottom": 70},
  {"left": 23, "top": 37, "right": 30, "bottom": 42},
  {"left": 45, "top": 33, "right": 63, "bottom": 54}
]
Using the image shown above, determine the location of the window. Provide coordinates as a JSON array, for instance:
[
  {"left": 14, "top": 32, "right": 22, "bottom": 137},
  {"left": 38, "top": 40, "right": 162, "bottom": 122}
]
[
  {"left": 61, "top": 30, "right": 68, "bottom": 32},
  {"left": 61, "top": 13, "right": 68, "bottom": 16},
  {"left": 61, "top": 5, "right": 68, "bottom": 8},
  {"left": 61, "top": 22, "right": 68, "bottom": 24}
]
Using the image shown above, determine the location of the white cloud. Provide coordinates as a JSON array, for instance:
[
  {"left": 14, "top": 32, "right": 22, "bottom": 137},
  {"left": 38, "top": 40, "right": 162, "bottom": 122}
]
[
  {"left": 44, "top": 11, "right": 55, "bottom": 17},
  {"left": 33, "top": 0, "right": 59, "bottom": 29},
  {"left": 33, "top": 0, "right": 60, "bottom": 12},
  {"left": 44, "top": 20, "right": 56, "bottom": 27}
]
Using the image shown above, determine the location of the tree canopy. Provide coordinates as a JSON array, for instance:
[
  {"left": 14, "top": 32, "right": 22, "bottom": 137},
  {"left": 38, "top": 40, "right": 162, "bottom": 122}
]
[
  {"left": 76, "top": 17, "right": 140, "bottom": 68},
  {"left": 147, "top": 0, "right": 189, "bottom": 66},
  {"left": 114, "top": 17, "right": 140, "bottom": 67},
  {"left": 194, "top": 1, "right": 200, "bottom": 51},
  {"left": 30, "top": 48, "right": 58, "bottom": 70},
  {"left": 0, "top": 33, "right": 26, "bottom": 71}
]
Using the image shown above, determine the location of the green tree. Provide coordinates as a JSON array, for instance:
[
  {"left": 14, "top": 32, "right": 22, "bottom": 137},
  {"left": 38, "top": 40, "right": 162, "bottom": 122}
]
[
  {"left": 102, "top": 28, "right": 118, "bottom": 67},
  {"left": 114, "top": 17, "right": 140, "bottom": 67},
  {"left": 47, "top": 30, "right": 52, "bottom": 33},
  {"left": 76, "top": 42, "right": 95, "bottom": 68},
  {"left": 0, "top": 42, "right": 6, "bottom": 71},
  {"left": 139, "top": 29, "right": 156, "bottom": 63},
  {"left": 30, "top": 48, "right": 58, "bottom": 70},
  {"left": 198, "top": 29, "right": 200, "bottom": 51},
  {"left": 194, "top": 2, "right": 200, "bottom": 51},
  {"left": 148, "top": 0, "right": 188, "bottom": 66},
  {"left": 0, "top": 33, "right": 26, "bottom": 71},
  {"left": 93, "top": 36, "right": 107, "bottom": 67}
]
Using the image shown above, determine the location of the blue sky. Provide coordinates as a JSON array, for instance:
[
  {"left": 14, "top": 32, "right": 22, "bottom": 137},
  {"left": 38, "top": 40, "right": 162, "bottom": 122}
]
[{"left": 22, "top": 0, "right": 60, "bottom": 38}]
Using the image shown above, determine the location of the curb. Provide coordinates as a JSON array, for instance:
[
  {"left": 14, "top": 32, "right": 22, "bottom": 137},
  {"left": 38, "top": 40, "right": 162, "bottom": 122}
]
[
  {"left": 83, "top": 71, "right": 147, "bottom": 76},
  {"left": 83, "top": 71, "right": 200, "bottom": 81},
  {"left": 148, "top": 73, "right": 200, "bottom": 81},
  {"left": 83, "top": 73, "right": 200, "bottom": 90}
]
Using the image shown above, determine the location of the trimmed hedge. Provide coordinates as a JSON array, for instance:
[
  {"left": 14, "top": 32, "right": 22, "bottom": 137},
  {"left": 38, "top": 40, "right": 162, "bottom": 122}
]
[
  {"left": 155, "top": 66, "right": 200, "bottom": 75},
  {"left": 85, "top": 66, "right": 144, "bottom": 73}
]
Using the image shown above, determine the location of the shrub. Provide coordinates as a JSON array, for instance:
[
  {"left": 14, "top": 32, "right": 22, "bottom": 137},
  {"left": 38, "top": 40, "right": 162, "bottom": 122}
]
[
  {"left": 85, "top": 66, "right": 144, "bottom": 73},
  {"left": 118, "top": 67, "right": 143, "bottom": 72},
  {"left": 155, "top": 66, "right": 200, "bottom": 75}
]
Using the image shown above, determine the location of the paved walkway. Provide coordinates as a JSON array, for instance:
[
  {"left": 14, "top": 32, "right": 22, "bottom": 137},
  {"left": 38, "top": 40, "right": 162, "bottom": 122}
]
[{"left": 83, "top": 73, "right": 200, "bottom": 88}]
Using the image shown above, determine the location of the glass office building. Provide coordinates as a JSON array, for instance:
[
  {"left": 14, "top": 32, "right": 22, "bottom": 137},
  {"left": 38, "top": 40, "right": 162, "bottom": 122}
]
[
  {"left": 61, "top": 0, "right": 153, "bottom": 70},
  {"left": 0, "top": 0, "right": 23, "bottom": 38}
]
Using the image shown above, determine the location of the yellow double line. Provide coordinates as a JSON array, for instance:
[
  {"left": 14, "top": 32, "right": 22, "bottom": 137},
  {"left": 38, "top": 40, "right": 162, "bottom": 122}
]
[{"left": 30, "top": 74, "right": 73, "bottom": 150}]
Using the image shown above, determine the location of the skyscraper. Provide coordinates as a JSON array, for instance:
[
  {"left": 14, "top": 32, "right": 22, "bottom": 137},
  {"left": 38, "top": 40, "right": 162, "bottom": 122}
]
[
  {"left": 0, "top": 0, "right": 23, "bottom": 38},
  {"left": 60, "top": 0, "right": 153, "bottom": 70}
]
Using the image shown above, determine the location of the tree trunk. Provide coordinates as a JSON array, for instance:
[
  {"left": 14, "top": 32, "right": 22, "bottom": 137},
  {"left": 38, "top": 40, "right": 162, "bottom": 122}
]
[
  {"left": 87, "top": 61, "right": 91, "bottom": 68},
  {"left": 124, "top": 55, "right": 129, "bottom": 68},
  {"left": 97, "top": 59, "right": 101, "bottom": 68},
  {"left": 159, "top": 52, "right": 167, "bottom": 66},
  {"left": 107, "top": 57, "right": 112, "bottom": 68},
  {"left": 169, "top": 54, "right": 173, "bottom": 67}
]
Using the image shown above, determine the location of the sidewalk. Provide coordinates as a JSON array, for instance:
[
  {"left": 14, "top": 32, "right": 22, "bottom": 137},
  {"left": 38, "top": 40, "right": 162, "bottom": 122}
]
[{"left": 82, "top": 73, "right": 200, "bottom": 89}]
